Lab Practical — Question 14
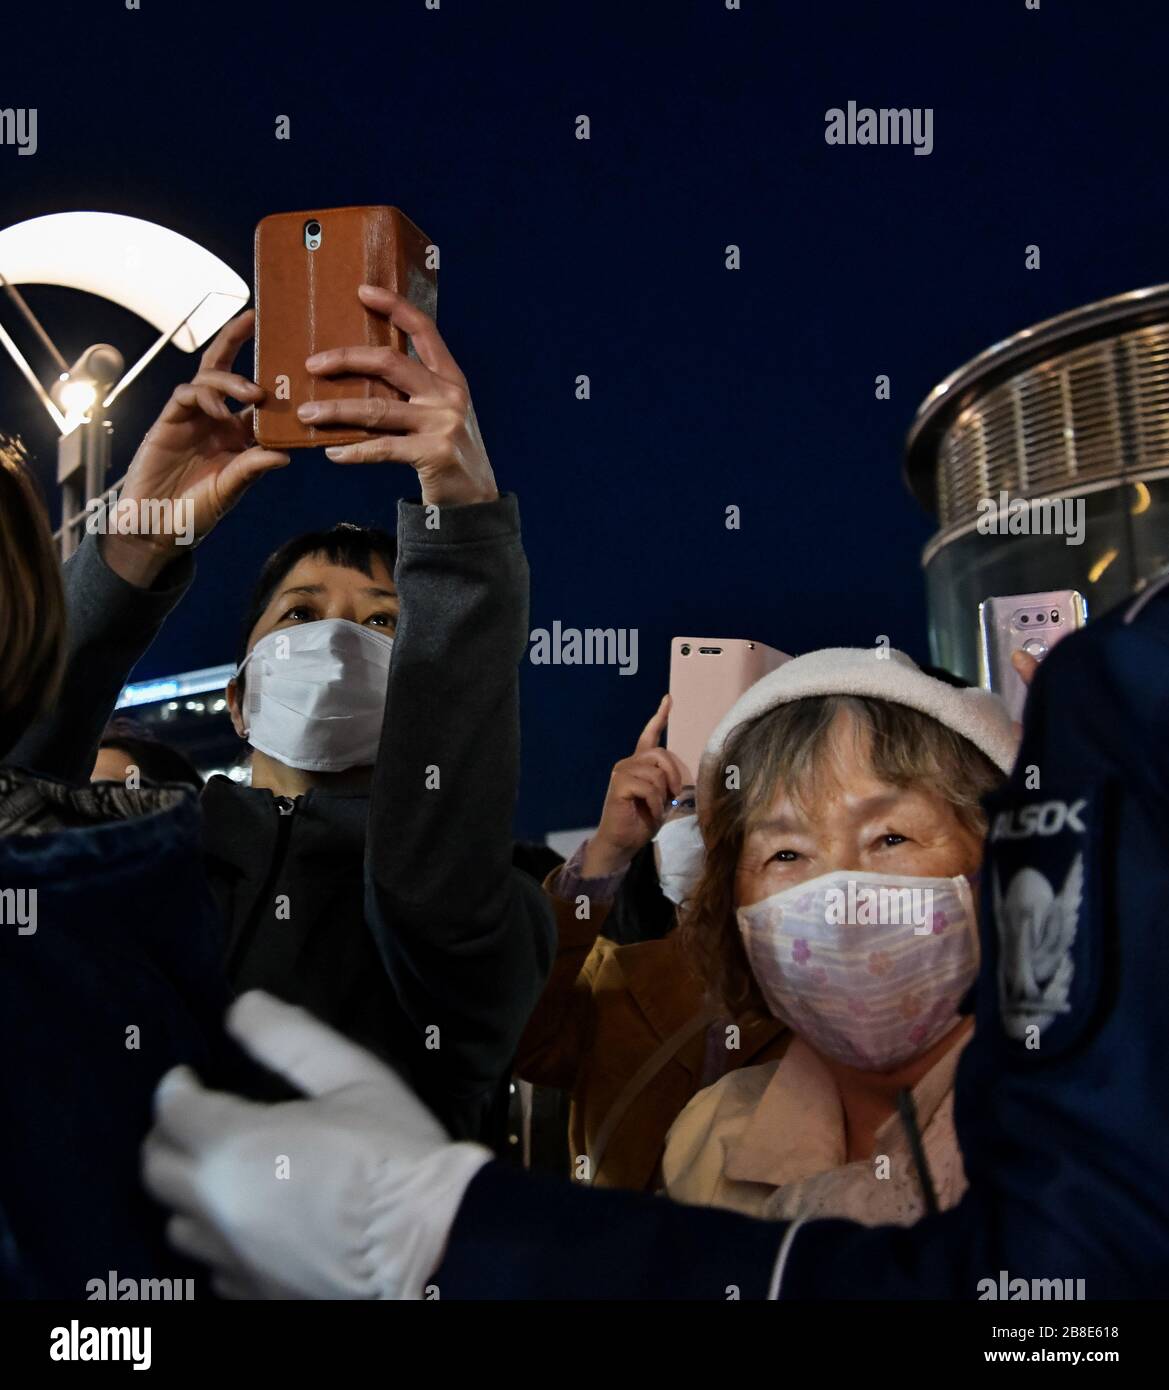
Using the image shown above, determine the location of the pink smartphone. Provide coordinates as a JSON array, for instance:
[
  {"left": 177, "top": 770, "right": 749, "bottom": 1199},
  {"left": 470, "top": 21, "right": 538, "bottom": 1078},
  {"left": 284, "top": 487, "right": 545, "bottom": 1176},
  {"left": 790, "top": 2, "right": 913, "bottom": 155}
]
[
  {"left": 977, "top": 590, "right": 1088, "bottom": 722},
  {"left": 666, "top": 638, "right": 790, "bottom": 784}
]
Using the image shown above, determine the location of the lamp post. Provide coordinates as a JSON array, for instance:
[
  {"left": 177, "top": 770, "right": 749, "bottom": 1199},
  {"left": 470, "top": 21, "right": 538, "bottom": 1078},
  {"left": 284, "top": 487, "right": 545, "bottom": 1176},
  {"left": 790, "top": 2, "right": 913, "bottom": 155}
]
[{"left": 52, "top": 344, "right": 123, "bottom": 559}]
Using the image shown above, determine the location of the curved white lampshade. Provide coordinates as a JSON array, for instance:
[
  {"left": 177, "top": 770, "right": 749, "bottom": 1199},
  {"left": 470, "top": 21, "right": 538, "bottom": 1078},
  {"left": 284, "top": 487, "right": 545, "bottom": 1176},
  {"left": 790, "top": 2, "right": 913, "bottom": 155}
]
[{"left": 0, "top": 210, "right": 248, "bottom": 350}]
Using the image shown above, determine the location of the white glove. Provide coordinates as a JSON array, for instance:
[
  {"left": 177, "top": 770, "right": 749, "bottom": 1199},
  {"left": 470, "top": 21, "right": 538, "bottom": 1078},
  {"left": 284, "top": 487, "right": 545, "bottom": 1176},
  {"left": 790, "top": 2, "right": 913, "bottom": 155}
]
[{"left": 140, "top": 990, "right": 492, "bottom": 1300}]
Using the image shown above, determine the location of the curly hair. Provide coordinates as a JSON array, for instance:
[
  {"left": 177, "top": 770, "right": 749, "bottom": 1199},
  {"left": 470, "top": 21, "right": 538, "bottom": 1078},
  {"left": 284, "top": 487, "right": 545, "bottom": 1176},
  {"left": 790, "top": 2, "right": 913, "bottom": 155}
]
[{"left": 678, "top": 694, "right": 1004, "bottom": 1022}]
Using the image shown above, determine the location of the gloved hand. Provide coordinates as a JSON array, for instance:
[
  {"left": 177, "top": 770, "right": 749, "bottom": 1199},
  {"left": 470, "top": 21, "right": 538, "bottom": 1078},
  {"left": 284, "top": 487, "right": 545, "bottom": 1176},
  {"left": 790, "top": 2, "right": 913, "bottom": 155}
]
[{"left": 141, "top": 990, "right": 492, "bottom": 1300}]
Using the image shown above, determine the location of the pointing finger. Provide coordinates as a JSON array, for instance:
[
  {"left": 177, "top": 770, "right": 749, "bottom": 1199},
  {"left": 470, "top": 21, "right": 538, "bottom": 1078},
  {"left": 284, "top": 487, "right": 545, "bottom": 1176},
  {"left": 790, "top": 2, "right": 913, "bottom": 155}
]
[{"left": 634, "top": 694, "right": 671, "bottom": 754}]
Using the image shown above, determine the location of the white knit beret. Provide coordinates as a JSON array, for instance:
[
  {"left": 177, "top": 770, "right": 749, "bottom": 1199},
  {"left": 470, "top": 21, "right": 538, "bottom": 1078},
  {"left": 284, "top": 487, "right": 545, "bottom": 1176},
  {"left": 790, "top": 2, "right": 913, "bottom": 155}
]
[{"left": 697, "top": 646, "right": 1018, "bottom": 809}]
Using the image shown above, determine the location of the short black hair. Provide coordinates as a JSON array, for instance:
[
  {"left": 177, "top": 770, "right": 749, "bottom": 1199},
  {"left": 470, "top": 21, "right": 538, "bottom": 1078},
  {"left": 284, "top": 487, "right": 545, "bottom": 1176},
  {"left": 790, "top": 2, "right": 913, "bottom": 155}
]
[
  {"left": 234, "top": 523, "right": 399, "bottom": 670},
  {"left": 98, "top": 718, "right": 205, "bottom": 790}
]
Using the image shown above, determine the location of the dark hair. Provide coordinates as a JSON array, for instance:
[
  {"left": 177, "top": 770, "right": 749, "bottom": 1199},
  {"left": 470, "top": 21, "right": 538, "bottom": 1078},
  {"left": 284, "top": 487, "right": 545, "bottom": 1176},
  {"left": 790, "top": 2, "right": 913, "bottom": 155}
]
[
  {"left": 234, "top": 523, "right": 398, "bottom": 671},
  {"left": 98, "top": 717, "right": 205, "bottom": 790},
  {"left": 0, "top": 436, "right": 66, "bottom": 758}
]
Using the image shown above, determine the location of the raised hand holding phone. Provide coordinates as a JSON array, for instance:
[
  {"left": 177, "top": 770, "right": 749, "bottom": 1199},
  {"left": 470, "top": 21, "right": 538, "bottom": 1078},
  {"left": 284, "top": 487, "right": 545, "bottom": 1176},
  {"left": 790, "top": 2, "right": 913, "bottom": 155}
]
[
  {"left": 978, "top": 589, "right": 1087, "bottom": 722},
  {"left": 300, "top": 286, "right": 498, "bottom": 509},
  {"left": 103, "top": 310, "right": 289, "bottom": 588},
  {"left": 580, "top": 696, "right": 690, "bottom": 880}
]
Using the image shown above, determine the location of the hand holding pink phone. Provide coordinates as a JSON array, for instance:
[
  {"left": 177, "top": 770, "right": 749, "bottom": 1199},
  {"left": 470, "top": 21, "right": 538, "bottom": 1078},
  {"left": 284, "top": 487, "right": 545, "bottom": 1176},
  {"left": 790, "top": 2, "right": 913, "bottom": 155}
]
[{"left": 580, "top": 696, "right": 690, "bottom": 880}]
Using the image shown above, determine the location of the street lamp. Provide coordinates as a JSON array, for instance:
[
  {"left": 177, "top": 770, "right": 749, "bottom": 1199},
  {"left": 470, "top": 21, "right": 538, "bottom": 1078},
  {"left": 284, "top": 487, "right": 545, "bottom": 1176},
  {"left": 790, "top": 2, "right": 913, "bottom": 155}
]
[{"left": 0, "top": 210, "right": 248, "bottom": 557}]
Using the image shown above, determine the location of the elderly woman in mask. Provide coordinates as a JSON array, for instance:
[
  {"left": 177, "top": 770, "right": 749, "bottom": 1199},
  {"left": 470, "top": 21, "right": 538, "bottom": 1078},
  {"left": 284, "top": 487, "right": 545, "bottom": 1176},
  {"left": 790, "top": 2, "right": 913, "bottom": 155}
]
[
  {"left": 517, "top": 650, "right": 1015, "bottom": 1211},
  {"left": 660, "top": 648, "right": 1017, "bottom": 1224}
]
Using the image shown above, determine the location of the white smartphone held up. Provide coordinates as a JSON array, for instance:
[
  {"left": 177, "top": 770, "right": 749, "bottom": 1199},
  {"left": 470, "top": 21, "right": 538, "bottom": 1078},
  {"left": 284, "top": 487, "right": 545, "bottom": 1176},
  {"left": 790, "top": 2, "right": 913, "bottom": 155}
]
[
  {"left": 977, "top": 590, "right": 1088, "bottom": 722},
  {"left": 666, "top": 637, "right": 790, "bottom": 786}
]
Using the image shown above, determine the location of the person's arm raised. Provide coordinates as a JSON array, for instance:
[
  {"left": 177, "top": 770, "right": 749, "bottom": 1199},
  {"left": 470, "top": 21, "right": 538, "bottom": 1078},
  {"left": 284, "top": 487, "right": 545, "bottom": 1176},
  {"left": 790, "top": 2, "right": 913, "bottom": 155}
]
[
  {"left": 101, "top": 309, "right": 290, "bottom": 586},
  {"left": 579, "top": 695, "right": 685, "bottom": 878},
  {"left": 311, "top": 289, "right": 552, "bottom": 1137},
  {"left": 8, "top": 312, "right": 288, "bottom": 782}
]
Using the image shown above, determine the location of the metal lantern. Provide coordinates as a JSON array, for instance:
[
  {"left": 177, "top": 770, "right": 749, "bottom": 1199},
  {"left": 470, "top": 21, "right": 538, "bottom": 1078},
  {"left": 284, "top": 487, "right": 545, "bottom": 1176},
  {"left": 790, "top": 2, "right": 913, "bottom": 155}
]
[{"left": 905, "top": 285, "right": 1169, "bottom": 682}]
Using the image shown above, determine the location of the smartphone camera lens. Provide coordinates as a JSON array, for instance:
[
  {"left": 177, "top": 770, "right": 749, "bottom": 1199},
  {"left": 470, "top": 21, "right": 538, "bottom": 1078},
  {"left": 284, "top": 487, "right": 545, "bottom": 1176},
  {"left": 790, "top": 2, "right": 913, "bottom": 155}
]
[
  {"left": 304, "top": 220, "right": 323, "bottom": 251},
  {"left": 306, "top": 221, "right": 321, "bottom": 237},
  {"left": 680, "top": 644, "right": 691, "bottom": 656},
  {"left": 1020, "top": 614, "right": 1029, "bottom": 625}
]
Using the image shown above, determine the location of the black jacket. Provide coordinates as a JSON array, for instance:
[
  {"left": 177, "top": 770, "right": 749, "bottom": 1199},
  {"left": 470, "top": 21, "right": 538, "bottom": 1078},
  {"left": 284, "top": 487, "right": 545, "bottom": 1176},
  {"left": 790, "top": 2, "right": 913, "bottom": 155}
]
[{"left": 12, "top": 495, "right": 554, "bottom": 1146}]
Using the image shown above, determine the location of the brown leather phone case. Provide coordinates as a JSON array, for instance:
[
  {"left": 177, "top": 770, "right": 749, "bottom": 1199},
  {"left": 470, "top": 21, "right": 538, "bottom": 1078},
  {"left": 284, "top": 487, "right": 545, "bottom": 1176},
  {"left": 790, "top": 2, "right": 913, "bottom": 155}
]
[{"left": 253, "top": 206, "right": 437, "bottom": 449}]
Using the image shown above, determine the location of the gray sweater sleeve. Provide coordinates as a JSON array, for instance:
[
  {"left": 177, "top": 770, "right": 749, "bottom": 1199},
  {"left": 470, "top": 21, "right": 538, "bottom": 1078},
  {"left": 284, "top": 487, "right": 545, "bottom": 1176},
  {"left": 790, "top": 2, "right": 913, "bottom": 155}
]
[
  {"left": 8, "top": 533, "right": 195, "bottom": 783},
  {"left": 364, "top": 493, "right": 555, "bottom": 1121}
]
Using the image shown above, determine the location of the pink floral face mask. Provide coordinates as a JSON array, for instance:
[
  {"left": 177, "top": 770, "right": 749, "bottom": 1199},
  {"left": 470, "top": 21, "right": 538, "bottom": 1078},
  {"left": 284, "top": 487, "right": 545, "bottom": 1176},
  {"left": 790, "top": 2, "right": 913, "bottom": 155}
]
[{"left": 737, "top": 869, "right": 979, "bottom": 1070}]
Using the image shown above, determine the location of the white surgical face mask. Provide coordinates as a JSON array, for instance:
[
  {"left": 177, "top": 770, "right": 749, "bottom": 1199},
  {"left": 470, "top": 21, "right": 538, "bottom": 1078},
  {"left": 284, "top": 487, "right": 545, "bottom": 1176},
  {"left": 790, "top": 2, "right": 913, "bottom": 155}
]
[
  {"left": 653, "top": 813, "right": 705, "bottom": 906},
  {"left": 235, "top": 618, "right": 394, "bottom": 773},
  {"left": 737, "top": 868, "right": 979, "bottom": 1070}
]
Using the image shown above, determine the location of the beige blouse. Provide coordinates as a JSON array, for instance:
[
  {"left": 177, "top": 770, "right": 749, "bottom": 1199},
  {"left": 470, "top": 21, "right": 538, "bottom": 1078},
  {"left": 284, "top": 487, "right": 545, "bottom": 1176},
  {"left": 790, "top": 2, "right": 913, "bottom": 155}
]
[{"left": 660, "top": 1031, "right": 971, "bottom": 1226}]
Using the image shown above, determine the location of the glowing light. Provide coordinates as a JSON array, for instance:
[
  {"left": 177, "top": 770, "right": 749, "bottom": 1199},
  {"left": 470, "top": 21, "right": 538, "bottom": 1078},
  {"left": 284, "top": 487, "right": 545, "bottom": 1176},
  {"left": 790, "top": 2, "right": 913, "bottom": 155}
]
[
  {"left": 1132, "top": 482, "right": 1151, "bottom": 515},
  {"left": 1088, "top": 549, "right": 1119, "bottom": 584},
  {"left": 117, "top": 664, "right": 235, "bottom": 710},
  {"left": 58, "top": 379, "right": 97, "bottom": 431}
]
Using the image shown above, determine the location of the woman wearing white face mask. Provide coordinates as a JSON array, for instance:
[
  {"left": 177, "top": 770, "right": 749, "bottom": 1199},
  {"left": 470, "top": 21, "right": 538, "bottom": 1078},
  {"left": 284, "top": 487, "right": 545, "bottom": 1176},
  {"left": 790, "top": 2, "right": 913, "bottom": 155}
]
[
  {"left": 662, "top": 648, "right": 1017, "bottom": 1226},
  {"left": 227, "top": 529, "right": 401, "bottom": 790},
  {"left": 10, "top": 295, "right": 556, "bottom": 1150}
]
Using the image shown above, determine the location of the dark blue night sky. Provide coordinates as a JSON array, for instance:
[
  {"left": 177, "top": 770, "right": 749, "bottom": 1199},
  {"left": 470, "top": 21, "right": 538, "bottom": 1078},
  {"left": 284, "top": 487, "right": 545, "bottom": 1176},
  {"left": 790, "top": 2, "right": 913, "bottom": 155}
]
[{"left": 4, "top": 0, "right": 1168, "bottom": 835}]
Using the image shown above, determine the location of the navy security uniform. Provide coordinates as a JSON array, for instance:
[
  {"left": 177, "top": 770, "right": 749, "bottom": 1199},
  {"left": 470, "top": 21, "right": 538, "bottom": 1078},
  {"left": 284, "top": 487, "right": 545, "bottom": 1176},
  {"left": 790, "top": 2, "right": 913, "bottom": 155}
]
[{"left": 435, "top": 576, "right": 1169, "bottom": 1299}]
